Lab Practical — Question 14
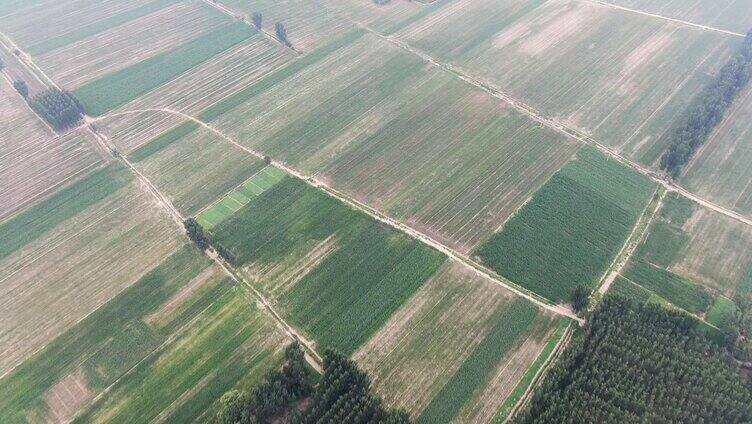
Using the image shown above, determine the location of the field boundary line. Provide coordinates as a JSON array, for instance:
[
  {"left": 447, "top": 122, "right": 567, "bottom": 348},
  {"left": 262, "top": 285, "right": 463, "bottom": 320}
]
[
  {"left": 597, "top": 186, "right": 666, "bottom": 296},
  {"left": 585, "top": 0, "right": 745, "bottom": 37},
  {"left": 94, "top": 108, "right": 583, "bottom": 323},
  {"left": 0, "top": 30, "right": 61, "bottom": 90},
  {"left": 504, "top": 322, "right": 574, "bottom": 423}
]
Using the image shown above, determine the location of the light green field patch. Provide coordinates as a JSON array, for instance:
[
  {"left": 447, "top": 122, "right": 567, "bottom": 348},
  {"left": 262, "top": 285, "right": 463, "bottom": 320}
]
[{"left": 196, "top": 166, "right": 286, "bottom": 229}]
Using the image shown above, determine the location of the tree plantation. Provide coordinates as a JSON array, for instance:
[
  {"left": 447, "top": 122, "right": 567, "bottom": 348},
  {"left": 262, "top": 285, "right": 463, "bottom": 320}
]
[{"left": 515, "top": 297, "right": 752, "bottom": 424}]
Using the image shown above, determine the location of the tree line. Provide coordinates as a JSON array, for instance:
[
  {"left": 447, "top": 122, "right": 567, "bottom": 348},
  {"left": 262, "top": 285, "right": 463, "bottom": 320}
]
[
  {"left": 514, "top": 297, "right": 752, "bottom": 423},
  {"left": 28, "top": 88, "right": 84, "bottom": 131},
  {"left": 660, "top": 30, "right": 752, "bottom": 177},
  {"left": 215, "top": 343, "right": 409, "bottom": 424}
]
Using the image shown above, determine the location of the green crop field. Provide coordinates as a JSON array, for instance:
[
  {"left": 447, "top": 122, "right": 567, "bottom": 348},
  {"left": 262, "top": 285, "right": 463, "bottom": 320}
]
[
  {"left": 475, "top": 147, "right": 654, "bottom": 302},
  {"left": 75, "top": 21, "right": 255, "bottom": 116},
  {"left": 73, "top": 285, "right": 287, "bottom": 424},
  {"left": 209, "top": 176, "right": 446, "bottom": 354},
  {"left": 196, "top": 166, "right": 286, "bottom": 229},
  {"left": 0, "top": 247, "right": 233, "bottom": 422},
  {"left": 622, "top": 260, "right": 712, "bottom": 314}
]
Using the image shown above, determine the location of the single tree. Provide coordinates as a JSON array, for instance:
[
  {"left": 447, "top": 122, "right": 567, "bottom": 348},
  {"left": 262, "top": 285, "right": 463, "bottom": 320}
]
[
  {"left": 275, "top": 22, "right": 291, "bottom": 47},
  {"left": 13, "top": 80, "right": 28, "bottom": 98},
  {"left": 570, "top": 285, "right": 590, "bottom": 313},
  {"left": 263, "top": 155, "right": 272, "bottom": 165},
  {"left": 216, "top": 390, "right": 252, "bottom": 424},
  {"left": 251, "top": 12, "right": 262, "bottom": 29}
]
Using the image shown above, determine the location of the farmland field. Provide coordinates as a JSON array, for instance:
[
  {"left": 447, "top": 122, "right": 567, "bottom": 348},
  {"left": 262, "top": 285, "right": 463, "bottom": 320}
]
[
  {"left": 0, "top": 164, "right": 184, "bottom": 376},
  {"left": 208, "top": 176, "right": 446, "bottom": 354},
  {"left": 606, "top": 0, "right": 752, "bottom": 33},
  {"left": 0, "top": 78, "right": 103, "bottom": 219},
  {"left": 97, "top": 34, "right": 293, "bottom": 152},
  {"left": 74, "top": 21, "right": 255, "bottom": 116},
  {"left": 396, "top": 0, "right": 739, "bottom": 165},
  {"left": 118, "top": 121, "right": 267, "bottom": 216},
  {"left": 615, "top": 192, "right": 752, "bottom": 319},
  {"left": 682, "top": 82, "right": 752, "bottom": 216},
  {"left": 475, "top": 147, "right": 654, "bottom": 302},
  {"left": 1, "top": 241, "right": 288, "bottom": 423},
  {"left": 354, "top": 262, "right": 563, "bottom": 422},
  {"left": 35, "top": 0, "right": 233, "bottom": 91},
  {"left": 207, "top": 30, "right": 576, "bottom": 253},
  {"left": 196, "top": 166, "right": 286, "bottom": 229},
  {"left": 217, "top": 0, "right": 353, "bottom": 52}
]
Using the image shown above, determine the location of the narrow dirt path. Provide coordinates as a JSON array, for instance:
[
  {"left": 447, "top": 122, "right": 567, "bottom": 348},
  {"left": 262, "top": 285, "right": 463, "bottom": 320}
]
[
  {"left": 94, "top": 108, "right": 584, "bottom": 323},
  {"left": 598, "top": 187, "right": 666, "bottom": 295},
  {"left": 586, "top": 0, "right": 745, "bottom": 38}
]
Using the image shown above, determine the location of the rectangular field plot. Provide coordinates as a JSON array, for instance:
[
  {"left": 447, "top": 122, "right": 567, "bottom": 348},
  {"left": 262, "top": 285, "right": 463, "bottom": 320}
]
[
  {"left": 120, "top": 123, "right": 266, "bottom": 216},
  {"left": 0, "top": 164, "right": 184, "bottom": 377},
  {"left": 97, "top": 35, "right": 294, "bottom": 151},
  {"left": 218, "top": 0, "right": 354, "bottom": 52},
  {"left": 606, "top": 0, "right": 752, "bottom": 34},
  {"left": 206, "top": 30, "right": 576, "bottom": 253},
  {"left": 75, "top": 21, "right": 255, "bottom": 117},
  {"left": 0, "top": 247, "right": 239, "bottom": 422},
  {"left": 72, "top": 285, "right": 288, "bottom": 424},
  {"left": 682, "top": 83, "right": 752, "bottom": 216},
  {"left": 0, "top": 78, "right": 102, "bottom": 220},
  {"left": 208, "top": 177, "right": 446, "bottom": 355},
  {"left": 0, "top": 0, "right": 181, "bottom": 55},
  {"left": 321, "top": 71, "right": 577, "bottom": 254},
  {"left": 475, "top": 147, "right": 655, "bottom": 302},
  {"left": 197, "top": 166, "right": 286, "bottom": 229},
  {"left": 36, "top": 0, "right": 232, "bottom": 93},
  {"left": 354, "top": 262, "right": 563, "bottom": 423},
  {"left": 396, "top": 0, "right": 739, "bottom": 164},
  {"left": 616, "top": 193, "right": 752, "bottom": 317}
]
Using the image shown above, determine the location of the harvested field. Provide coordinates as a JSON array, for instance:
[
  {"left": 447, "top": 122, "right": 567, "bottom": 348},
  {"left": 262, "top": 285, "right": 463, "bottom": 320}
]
[
  {"left": 322, "top": 71, "right": 576, "bottom": 254},
  {"left": 0, "top": 78, "right": 102, "bottom": 220},
  {"left": 606, "top": 0, "right": 752, "bottom": 33},
  {"left": 37, "top": 0, "right": 232, "bottom": 91},
  {"left": 0, "top": 0, "right": 182, "bottom": 55},
  {"left": 320, "top": 0, "right": 426, "bottom": 34},
  {"left": 0, "top": 164, "right": 184, "bottom": 376},
  {"left": 355, "top": 262, "right": 560, "bottom": 422},
  {"left": 0, "top": 247, "right": 231, "bottom": 422},
  {"left": 209, "top": 177, "right": 447, "bottom": 355},
  {"left": 217, "top": 0, "right": 353, "bottom": 51},
  {"left": 74, "top": 286, "right": 288, "bottom": 424},
  {"left": 98, "top": 35, "right": 293, "bottom": 151},
  {"left": 119, "top": 122, "right": 266, "bottom": 216},
  {"left": 475, "top": 147, "right": 654, "bottom": 302},
  {"left": 196, "top": 166, "right": 286, "bottom": 229},
  {"left": 397, "top": 0, "right": 739, "bottom": 164},
  {"left": 682, "top": 82, "right": 752, "bottom": 216},
  {"left": 75, "top": 21, "right": 255, "bottom": 116}
]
